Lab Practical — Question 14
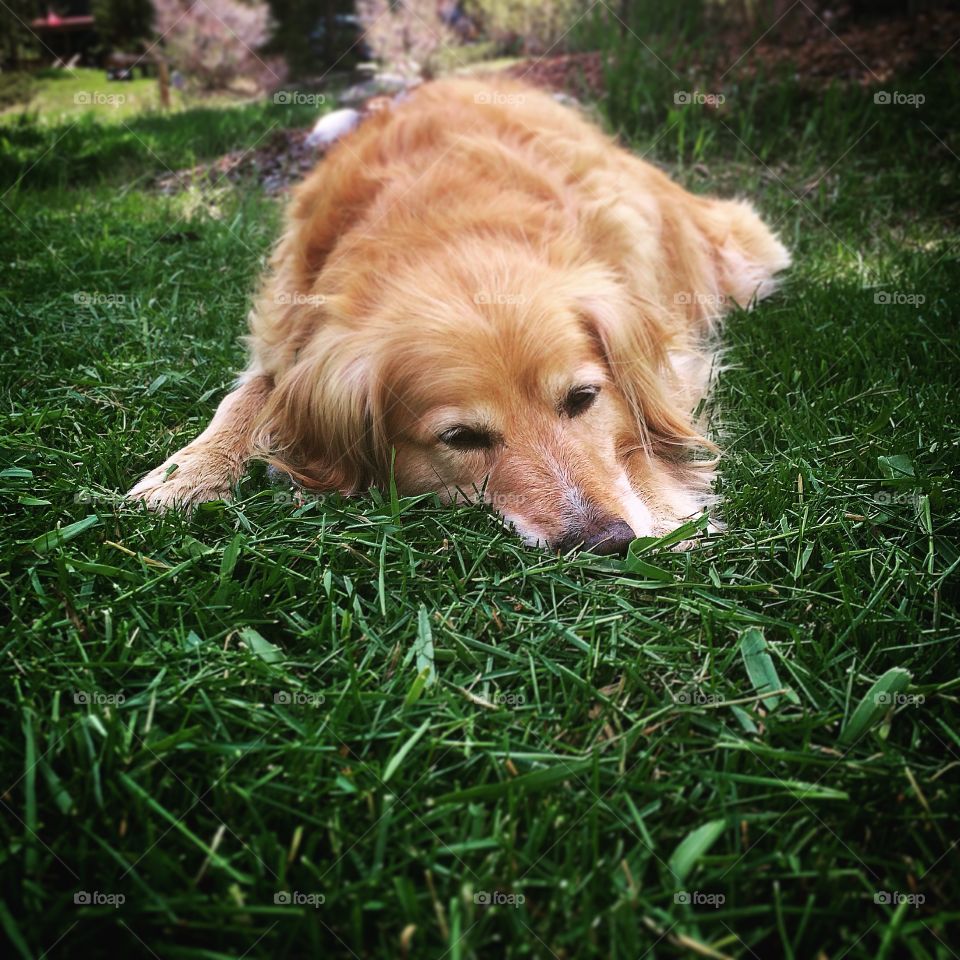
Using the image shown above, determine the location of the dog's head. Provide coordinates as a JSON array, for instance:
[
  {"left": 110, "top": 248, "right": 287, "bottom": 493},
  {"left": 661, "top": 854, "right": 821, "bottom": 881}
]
[{"left": 257, "top": 251, "right": 715, "bottom": 553}]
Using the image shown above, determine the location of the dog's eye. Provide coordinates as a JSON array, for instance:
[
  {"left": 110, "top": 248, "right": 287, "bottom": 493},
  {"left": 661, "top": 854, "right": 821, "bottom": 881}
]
[
  {"left": 562, "top": 385, "right": 600, "bottom": 418},
  {"left": 439, "top": 426, "right": 493, "bottom": 451}
]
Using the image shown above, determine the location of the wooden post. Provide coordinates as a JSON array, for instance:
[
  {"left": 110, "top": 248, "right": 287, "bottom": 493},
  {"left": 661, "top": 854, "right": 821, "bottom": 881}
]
[{"left": 157, "top": 57, "right": 170, "bottom": 109}]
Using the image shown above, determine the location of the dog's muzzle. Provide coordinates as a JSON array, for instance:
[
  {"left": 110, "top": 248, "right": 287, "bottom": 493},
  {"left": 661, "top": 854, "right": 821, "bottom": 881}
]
[{"left": 555, "top": 518, "right": 635, "bottom": 556}]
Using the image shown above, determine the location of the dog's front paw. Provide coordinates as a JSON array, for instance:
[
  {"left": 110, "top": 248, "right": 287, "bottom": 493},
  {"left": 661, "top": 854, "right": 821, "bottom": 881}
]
[{"left": 126, "top": 450, "right": 235, "bottom": 512}]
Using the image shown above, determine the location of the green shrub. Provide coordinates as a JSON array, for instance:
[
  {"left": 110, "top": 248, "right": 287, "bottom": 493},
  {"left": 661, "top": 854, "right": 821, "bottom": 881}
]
[
  {"left": 466, "top": 0, "right": 588, "bottom": 55},
  {"left": 0, "top": 71, "right": 36, "bottom": 110}
]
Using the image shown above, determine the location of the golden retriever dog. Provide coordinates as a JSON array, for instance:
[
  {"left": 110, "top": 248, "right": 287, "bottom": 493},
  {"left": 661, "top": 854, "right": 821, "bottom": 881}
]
[{"left": 128, "top": 78, "right": 790, "bottom": 553}]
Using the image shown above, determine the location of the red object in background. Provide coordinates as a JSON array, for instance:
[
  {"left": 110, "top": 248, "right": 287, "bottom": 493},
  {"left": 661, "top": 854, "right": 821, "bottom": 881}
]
[{"left": 30, "top": 12, "right": 95, "bottom": 30}]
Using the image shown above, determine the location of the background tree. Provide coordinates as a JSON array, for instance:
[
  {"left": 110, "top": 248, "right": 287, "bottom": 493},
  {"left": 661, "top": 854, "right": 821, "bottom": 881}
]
[
  {"left": 266, "top": 0, "right": 362, "bottom": 78},
  {"left": 152, "top": 0, "right": 280, "bottom": 91},
  {"left": 356, "top": 0, "right": 458, "bottom": 78},
  {"left": 464, "top": 0, "right": 582, "bottom": 56},
  {"left": 0, "top": 0, "right": 39, "bottom": 68},
  {"left": 92, "top": 0, "right": 155, "bottom": 52}
]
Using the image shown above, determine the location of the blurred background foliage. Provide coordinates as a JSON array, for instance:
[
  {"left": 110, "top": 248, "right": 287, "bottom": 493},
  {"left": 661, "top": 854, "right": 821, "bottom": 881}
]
[{"left": 1, "top": 1, "right": 948, "bottom": 89}]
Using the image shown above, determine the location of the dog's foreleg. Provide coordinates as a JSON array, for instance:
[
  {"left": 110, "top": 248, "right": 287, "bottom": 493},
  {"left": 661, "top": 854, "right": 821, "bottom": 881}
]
[{"left": 126, "top": 373, "right": 273, "bottom": 511}]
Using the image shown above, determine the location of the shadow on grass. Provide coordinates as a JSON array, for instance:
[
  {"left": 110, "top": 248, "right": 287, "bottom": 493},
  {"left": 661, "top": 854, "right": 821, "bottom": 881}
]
[{"left": 0, "top": 99, "right": 324, "bottom": 192}]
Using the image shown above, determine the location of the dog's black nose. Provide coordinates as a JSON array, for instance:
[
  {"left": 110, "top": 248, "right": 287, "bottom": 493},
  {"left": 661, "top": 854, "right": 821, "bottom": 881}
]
[
  {"left": 556, "top": 519, "right": 635, "bottom": 556},
  {"left": 582, "top": 519, "right": 636, "bottom": 555}
]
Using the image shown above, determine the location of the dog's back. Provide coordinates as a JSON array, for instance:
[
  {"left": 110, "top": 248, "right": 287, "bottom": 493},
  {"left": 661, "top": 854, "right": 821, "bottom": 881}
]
[{"left": 249, "top": 77, "right": 788, "bottom": 378}]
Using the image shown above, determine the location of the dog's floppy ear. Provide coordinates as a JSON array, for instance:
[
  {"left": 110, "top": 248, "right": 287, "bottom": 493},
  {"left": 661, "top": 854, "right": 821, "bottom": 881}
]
[
  {"left": 577, "top": 275, "right": 712, "bottom": 457},
  {"left": 252, "top": 330, "right": 385, "bottom": 492}
]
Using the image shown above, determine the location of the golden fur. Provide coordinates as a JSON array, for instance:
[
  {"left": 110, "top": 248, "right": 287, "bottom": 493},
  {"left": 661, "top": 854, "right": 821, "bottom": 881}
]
[{"left": 128, "top": 78, "right": 790, "bottom": 552}]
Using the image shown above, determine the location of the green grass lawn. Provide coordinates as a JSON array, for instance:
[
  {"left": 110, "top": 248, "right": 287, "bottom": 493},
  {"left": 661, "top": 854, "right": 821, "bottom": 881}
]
[
  {"left": 1, "top": 44, "right": 959, "bottom": 960},
  {"left": 0, "top": 68, "right": 322, "bottom": 192},
  {"left": 0, "top": 68, "right": 191, "bottom": 123},
  {"left": 0, "top": 67, "right": 290, "bottom": 125}
]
